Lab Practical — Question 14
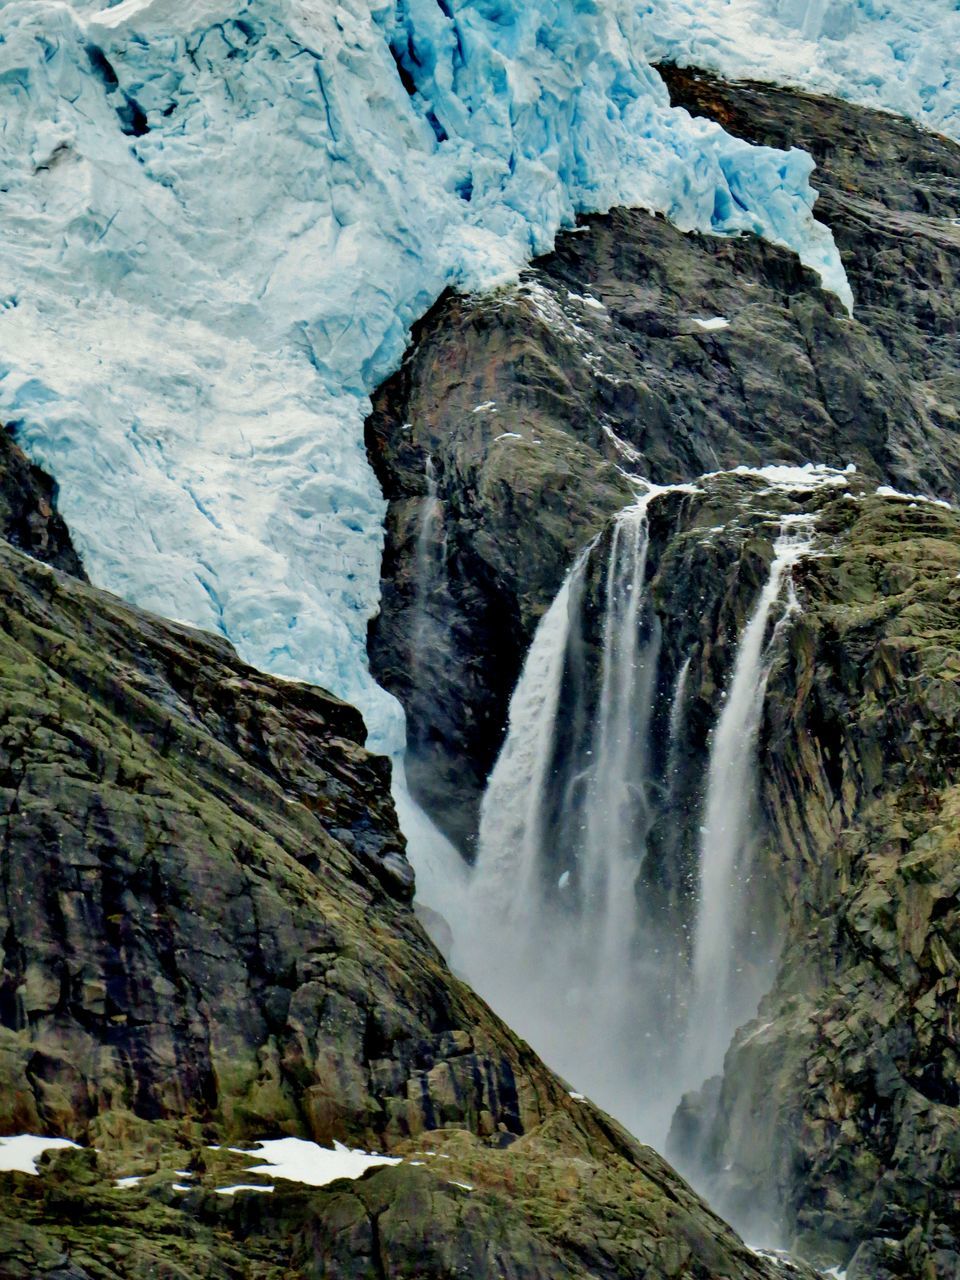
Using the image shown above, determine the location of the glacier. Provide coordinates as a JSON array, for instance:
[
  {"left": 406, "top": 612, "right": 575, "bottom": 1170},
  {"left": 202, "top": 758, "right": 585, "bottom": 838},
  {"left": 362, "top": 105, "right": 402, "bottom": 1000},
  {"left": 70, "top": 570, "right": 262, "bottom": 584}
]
[
  {"left": 0, "top": 0, "right": 854, "bottom": 760},
  {"left": 642, "top": 0, "right": 960, "bottom": 143}
]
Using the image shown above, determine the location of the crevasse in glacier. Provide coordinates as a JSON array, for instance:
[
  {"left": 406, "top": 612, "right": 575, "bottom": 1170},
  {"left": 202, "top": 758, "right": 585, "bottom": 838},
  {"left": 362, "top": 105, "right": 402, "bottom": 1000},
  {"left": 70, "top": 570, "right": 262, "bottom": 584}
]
[
  {"left": 643, "top": 0, "right": 960, "bottom": 143},
  {"left": 0, "top": 0, "right": 850, "bottom": 755}
]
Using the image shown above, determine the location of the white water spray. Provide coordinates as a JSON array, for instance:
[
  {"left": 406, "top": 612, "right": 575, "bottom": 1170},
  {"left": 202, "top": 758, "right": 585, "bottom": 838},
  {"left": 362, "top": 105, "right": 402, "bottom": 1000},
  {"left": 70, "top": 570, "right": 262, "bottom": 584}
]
[
  {"left": 411, "top": 455, "right": 443, "bottom": 681},
  {"left": 458, "top": 493, "right": 816, "bottom": 1150},
  {"left": 461, "top": 492, "right": 677, "bottom": 1140},
  {"left": 668, "top": 653, "right": 693, "bottom": 747},
  {"left": 685, "top": 517, "right": 814, "bottom": 1077},
  {"left": 393, "top": 454, "right": 470, "bottom": 931},
  {"left": 463, "top": 547, "right": 592, "bottom": 914}
]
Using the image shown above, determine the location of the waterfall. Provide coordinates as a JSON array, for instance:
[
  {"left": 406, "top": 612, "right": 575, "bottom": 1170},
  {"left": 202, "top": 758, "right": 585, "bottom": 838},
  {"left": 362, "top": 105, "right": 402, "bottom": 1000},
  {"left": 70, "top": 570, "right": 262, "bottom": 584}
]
[
  {"left": 461, "top": 491, "right": 677, "bottom": 1141},
  {"left": 668, "top": 653, "right": 693, "bottom": 746},
  {"left": 394, "top": 452, "right": 471, "bottom": 929},
  {"left": 459, "top": 496, "right": 815, "bottom": 1150},
  {"left": 578, "top": 504, "right": 661, "bottom": 997},
  {"left": 411, "top": 455, "right": 443, "bottom": 681},
  {"left": 684, "top": 517, "right": 814, "bottom": 1077},
  {"left": 464, "top": 546, "right": 592, "bottom": 912}
]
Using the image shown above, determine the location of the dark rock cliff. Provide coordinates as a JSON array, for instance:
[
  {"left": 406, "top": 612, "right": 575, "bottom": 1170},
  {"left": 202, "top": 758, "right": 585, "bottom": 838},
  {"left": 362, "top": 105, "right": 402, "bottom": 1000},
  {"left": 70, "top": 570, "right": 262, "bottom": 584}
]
[
  {"left": 366, "top": 69, "right": 960, "bottom": 856},
  {"left": 366, "top": 69, "right": 960, "bottom": 1280},
  {"left": 0, "top": 438, "right": 804, "bottom": 1279},
  {"left": 671, "top": 491, "right": 960, "bottom": 1280},
  {"left": 0, "top": 428, "right": 86, "bottom": 580}
]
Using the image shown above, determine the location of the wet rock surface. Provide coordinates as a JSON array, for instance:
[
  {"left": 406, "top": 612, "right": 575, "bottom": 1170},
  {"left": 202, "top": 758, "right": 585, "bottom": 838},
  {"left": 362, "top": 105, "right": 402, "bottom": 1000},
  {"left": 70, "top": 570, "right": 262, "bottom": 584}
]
[
  {"left": 671, "top": 493, "right": 960, "bottom": 1278},
  {"left": 0, "top": 440, "right": 800, "bottom": 1278},
  {"left": 366, "top": 70, "right": 960, "bottom": 1280},
  {"left": 366, "top": 70, "right": 960, "bottom": 855}
]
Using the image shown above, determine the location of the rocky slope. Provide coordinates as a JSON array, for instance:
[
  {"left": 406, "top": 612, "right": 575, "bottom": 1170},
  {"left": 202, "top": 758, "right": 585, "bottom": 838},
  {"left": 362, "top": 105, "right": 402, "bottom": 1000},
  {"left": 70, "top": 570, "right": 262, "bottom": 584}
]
[
  {"left": 366, "top": 69, "right": 960, "bottom": 855},
  {"left": 366, "top": 70, "right": 960, "bottom": 1279},
  {"left": 670, "top": 487, "right": 960, "bottom": 1279},
  {"left": 0, "top": 439, "right": 805, "bottom": 1278}
]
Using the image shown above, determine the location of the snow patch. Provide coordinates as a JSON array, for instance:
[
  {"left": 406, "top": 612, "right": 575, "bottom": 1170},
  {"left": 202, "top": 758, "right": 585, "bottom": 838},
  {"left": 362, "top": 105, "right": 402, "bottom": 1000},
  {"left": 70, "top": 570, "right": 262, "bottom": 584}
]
[
  {"left": 0, "top": 1135, "right": 79, "bottom": 1175},
  {"left": 876, "top": 485, "right": 952, "bottom": 510},
  {"left": 692, "top": 316, "right": 730, "bottom": 331},
  {"left": 705, "top": 463, "right": 853, "bottom": 491},
  {"left": 215, "top": 1183, "right": 276, "bottom": 1195},
  {"left": 228, "top": 1137, "right": 401, "bottom": 1188}
]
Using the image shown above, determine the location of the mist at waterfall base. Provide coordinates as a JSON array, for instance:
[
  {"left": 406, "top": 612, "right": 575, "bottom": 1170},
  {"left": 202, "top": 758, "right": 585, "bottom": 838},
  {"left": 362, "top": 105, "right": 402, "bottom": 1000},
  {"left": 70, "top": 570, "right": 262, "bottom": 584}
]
[{"left": 454, "top": 493, "right": 815, "bottom": 1155}]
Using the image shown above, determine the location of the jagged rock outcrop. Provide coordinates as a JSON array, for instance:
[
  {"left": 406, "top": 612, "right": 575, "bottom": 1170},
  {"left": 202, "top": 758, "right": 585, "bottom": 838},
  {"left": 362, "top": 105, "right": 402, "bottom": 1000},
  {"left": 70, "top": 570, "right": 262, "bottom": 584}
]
[
  {"left": 0, "top": 428, "right": 86, "bottom": 580},
  {"left": 366, "top": 69, "right": 960, "bottom": 855},
  {"left": 0, "top": 438, "right": 806, "bottom": 1278},
  {"left": 366, "top": 69, "right": 960, "bottom": 1280}
]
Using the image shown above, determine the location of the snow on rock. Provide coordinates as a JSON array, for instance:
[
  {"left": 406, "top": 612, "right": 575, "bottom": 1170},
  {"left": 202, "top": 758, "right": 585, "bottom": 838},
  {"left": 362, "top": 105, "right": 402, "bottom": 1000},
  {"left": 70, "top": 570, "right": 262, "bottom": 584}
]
[
  {"left": 642, "top": 0, "right": 960, "bottom": 143},
  {"left": 876, "top": 485, "right": 953, "bottom": 510},
  {"left": 0, "top": 0, "right": 851, "bottom": 762},
  {"left": 215, "top": 1183, "right": 276, "bottom": 1195},
  {"left": 692, "top": 315, "right": 730, "bottom": 331},
  {"left": 227, "top": 1137, "right": 401, "bottom": 1187},
  {"left": 0, "top": 1135, "right": 80, "bottom": 1175},
  {"left": 706, "top": 463, "right": 854, "bottom": 491}
]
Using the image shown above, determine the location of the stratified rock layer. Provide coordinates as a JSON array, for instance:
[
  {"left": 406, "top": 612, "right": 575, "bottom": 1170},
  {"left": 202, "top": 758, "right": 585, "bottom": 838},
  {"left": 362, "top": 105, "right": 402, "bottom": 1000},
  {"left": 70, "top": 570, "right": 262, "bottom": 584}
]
[{"left": 0, "top": 440, "right": 800, "bottom": 1278}]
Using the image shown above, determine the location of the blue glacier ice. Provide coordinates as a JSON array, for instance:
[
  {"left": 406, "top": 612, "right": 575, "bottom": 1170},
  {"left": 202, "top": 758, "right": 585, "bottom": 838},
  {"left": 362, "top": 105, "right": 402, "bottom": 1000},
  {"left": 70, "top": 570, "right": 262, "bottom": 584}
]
[
  {"left": 644, "top": 0, "right": 960, "bottom": 143},
  {"left": 0, "top": 0, "right": 856, "bottom": 762}
]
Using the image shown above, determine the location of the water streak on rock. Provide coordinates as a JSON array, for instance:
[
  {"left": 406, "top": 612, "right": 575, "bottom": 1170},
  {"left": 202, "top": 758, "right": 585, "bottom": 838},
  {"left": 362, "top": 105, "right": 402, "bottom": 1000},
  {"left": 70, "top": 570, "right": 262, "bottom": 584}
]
[{"left": 685, "top": 517, "right": 814, "bottom": 1078}]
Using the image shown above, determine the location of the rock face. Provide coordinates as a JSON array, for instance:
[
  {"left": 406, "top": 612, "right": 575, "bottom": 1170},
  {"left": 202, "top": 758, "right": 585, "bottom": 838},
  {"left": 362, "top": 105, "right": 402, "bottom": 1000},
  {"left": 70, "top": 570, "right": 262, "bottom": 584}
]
[
  {"left": 671, "top": 492, "right": 960, "bottom": 1279},
  {"left": 0, "top": 428, "right": 86, "bottom": 580},
  {"left": 0, "top": 438, "right": 803, "bottom": 1279},
  {"left": 366, "top": 69, "right": 960, "bottom": 1280},
  {"left": 366, "top": 69, "right": 960, "bottom": 855}
]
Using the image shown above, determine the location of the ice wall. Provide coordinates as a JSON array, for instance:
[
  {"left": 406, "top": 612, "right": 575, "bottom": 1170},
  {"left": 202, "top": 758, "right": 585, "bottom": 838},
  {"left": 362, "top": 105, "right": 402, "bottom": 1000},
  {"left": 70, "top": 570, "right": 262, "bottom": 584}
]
[
  {"left": 0, "top": 0, "right": 849, "bottom": 753},
  {"left": 643, "top": 0, "right": 960, "bottom": 143}
]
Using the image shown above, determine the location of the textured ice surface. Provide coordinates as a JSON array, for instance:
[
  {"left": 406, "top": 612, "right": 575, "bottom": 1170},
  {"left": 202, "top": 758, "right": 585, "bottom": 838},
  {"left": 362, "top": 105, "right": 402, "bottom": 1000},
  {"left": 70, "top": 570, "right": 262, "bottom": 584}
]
[
  {"left": 0, "top": 0, "right": 851, "bottom": 757},
  {"left": 642, "top": 0, "right": 960, "bottom": 142}
]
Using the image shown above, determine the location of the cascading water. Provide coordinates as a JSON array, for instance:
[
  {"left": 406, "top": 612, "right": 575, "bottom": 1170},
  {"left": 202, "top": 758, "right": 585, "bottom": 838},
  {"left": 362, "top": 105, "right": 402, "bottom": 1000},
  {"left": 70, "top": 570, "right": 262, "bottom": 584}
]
[
  {"left": 668, "top": 653, "right": 693, "bottom": 748},
  {"left": 412, "top": 456, "right": 443, "bottom": 680},
  {"left": 461, "top": 491, "right": 683, "bottom": 1142},
  {"left": 459, "top": 492, "right": 818, "bottom": 1150},
  {"left": 682, "top": 516, "right": 815, "bottom": 1080},
  {"left": 575, "top": 504, "right": 662, "bottom": 1010},
  {"left": 391, "top": 455, "right": 469, "bottom": 926}
]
